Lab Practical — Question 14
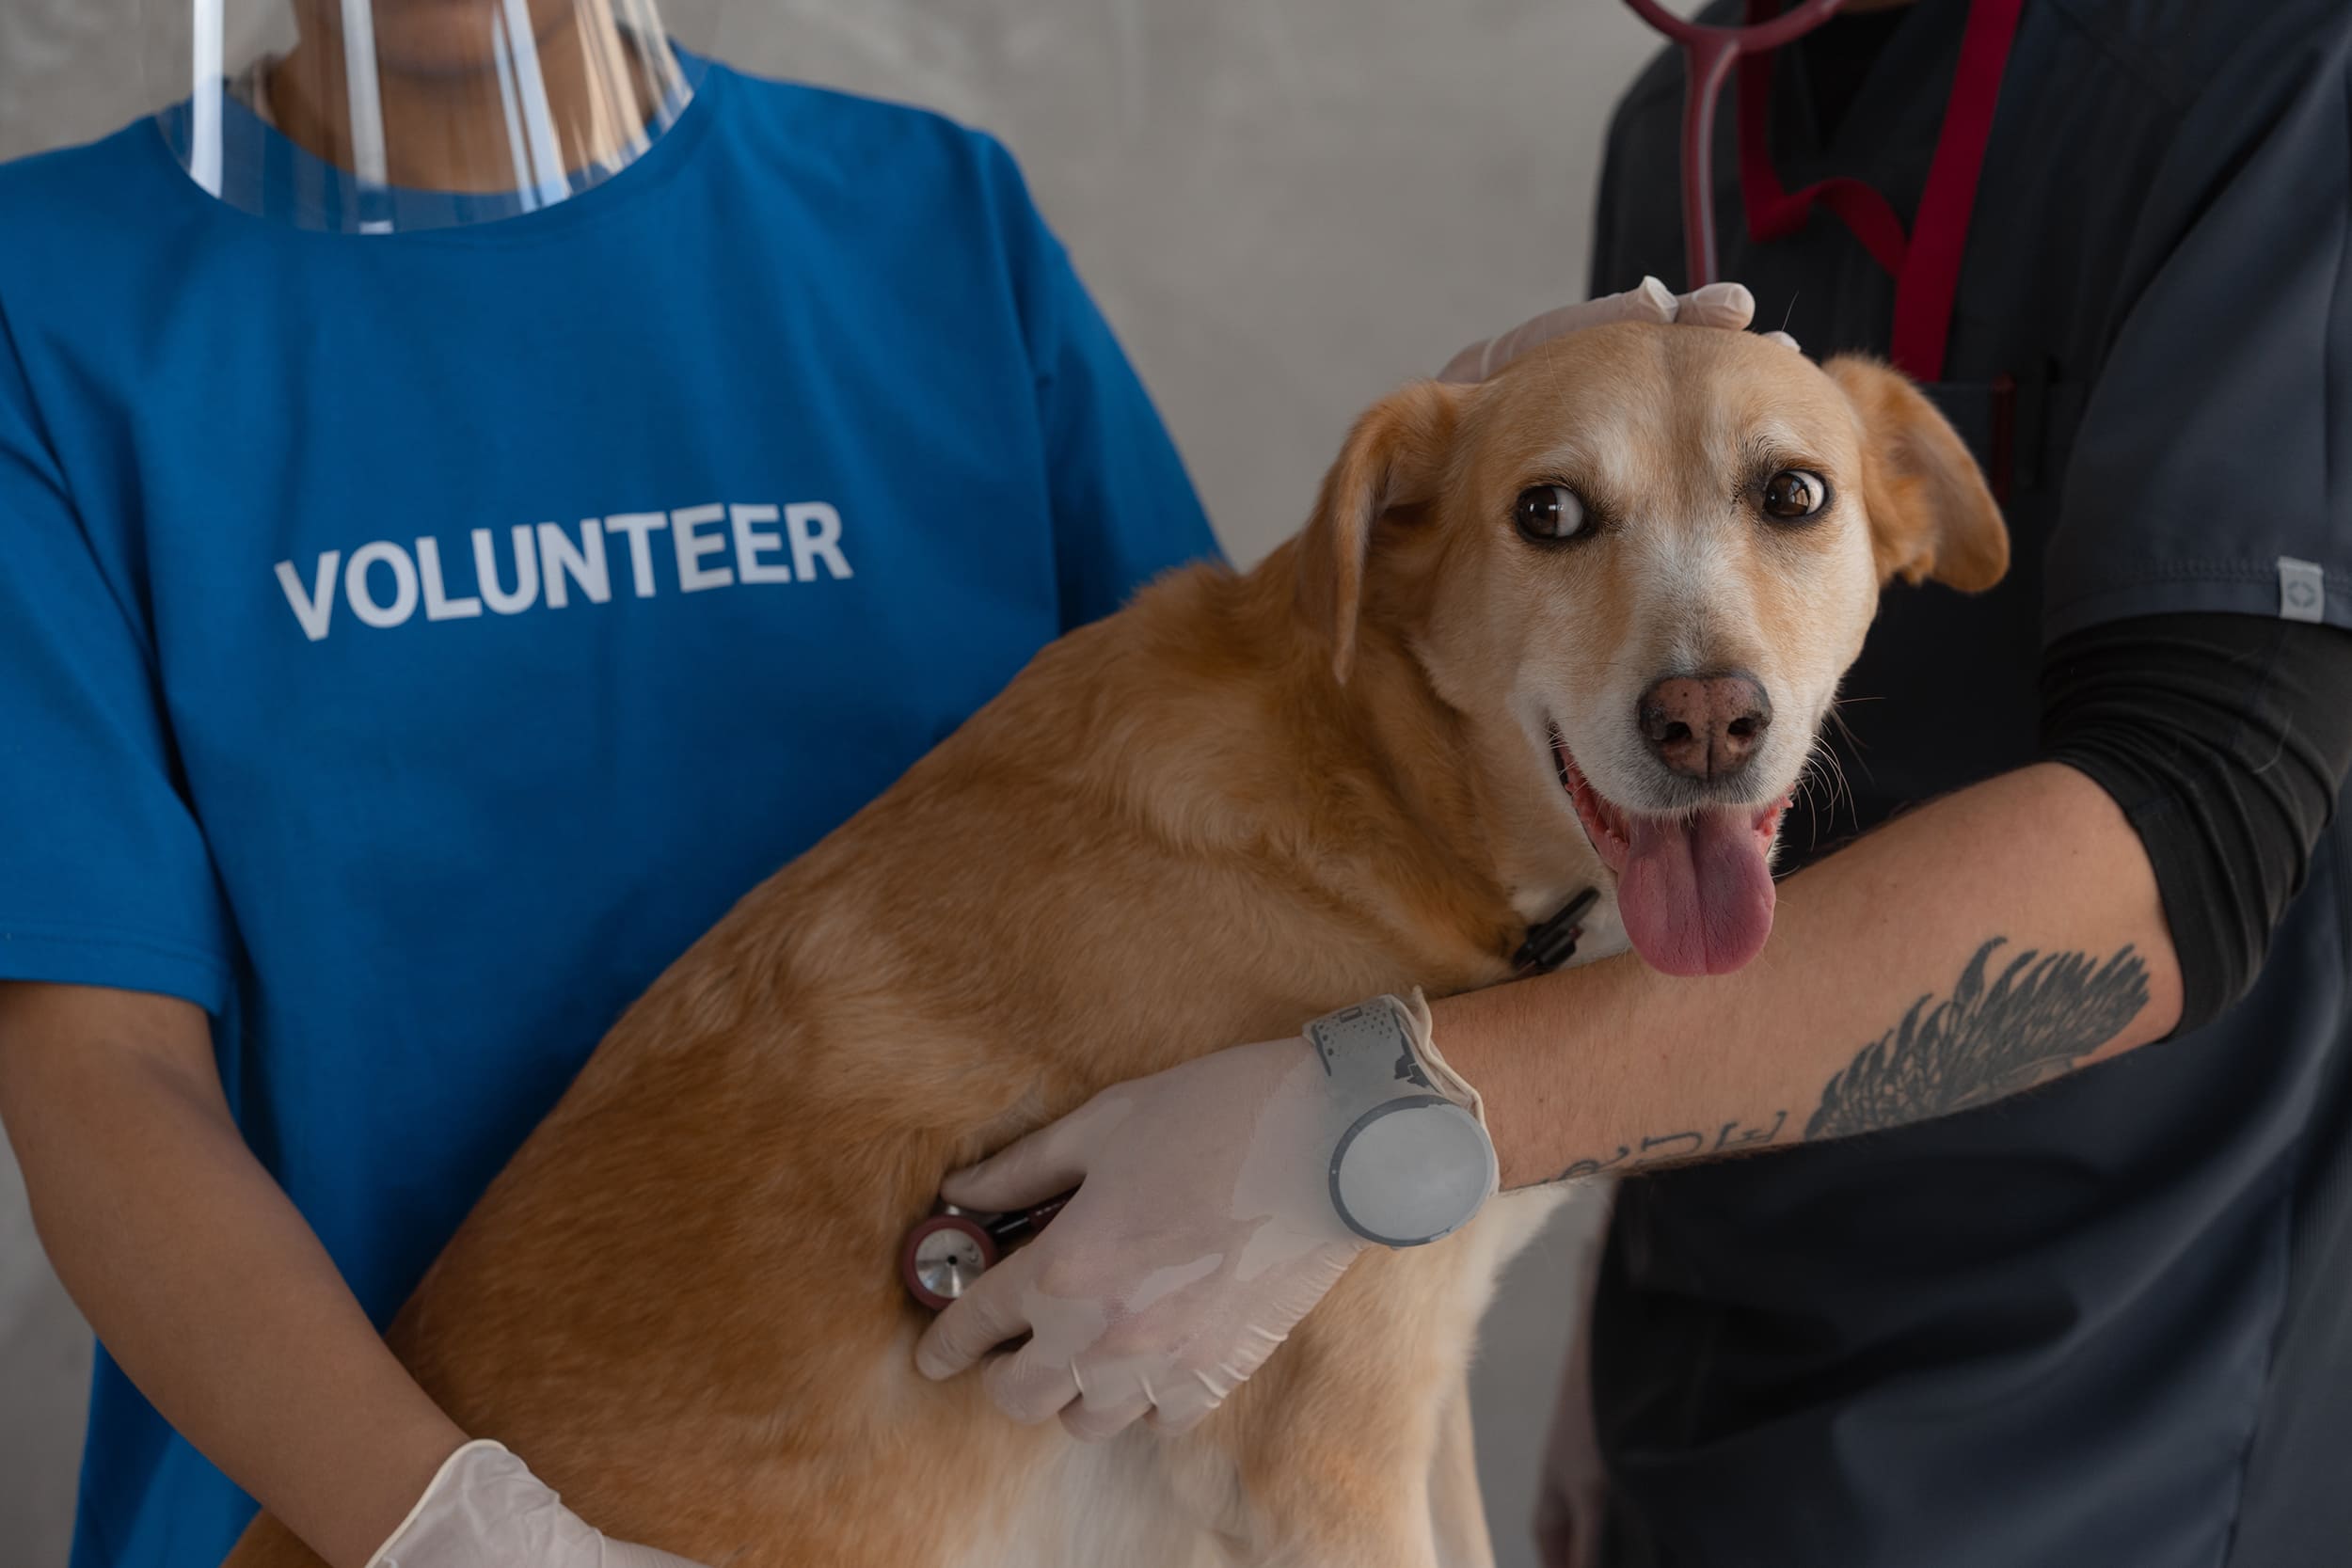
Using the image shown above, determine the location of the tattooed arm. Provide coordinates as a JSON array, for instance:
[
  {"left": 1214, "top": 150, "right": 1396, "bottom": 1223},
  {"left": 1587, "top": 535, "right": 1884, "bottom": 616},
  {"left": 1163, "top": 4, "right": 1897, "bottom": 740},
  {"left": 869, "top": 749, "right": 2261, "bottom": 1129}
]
[{"left": 1435, "top": 764, "right": 2184, "bottom": 1188}]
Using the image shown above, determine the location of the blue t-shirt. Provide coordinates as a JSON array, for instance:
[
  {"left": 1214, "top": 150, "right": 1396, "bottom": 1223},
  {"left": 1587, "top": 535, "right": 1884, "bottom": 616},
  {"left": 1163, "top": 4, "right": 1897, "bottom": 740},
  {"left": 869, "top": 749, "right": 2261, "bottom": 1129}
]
[{"left": 0, "top": 62, "right": 1215, "bottom": 1568}]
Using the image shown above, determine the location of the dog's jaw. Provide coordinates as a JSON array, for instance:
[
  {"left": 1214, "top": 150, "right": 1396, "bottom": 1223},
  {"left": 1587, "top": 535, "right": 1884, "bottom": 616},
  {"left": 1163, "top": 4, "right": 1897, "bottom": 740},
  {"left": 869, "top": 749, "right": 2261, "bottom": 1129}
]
[
  {"left": 1540, "top": 718, "right": 1798, "bottom": 974},
  {"left": 1546, "top": 723, "right": 1788, "bottom": 876},
  {"left": 1548, "top": 726, "right": 1631, "bottom": 872}
]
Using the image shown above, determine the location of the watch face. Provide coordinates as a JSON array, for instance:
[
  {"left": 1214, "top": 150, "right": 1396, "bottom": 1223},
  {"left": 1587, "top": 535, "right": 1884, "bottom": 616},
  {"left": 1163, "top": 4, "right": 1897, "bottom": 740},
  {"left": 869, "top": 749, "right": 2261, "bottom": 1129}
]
[{"left": 1329, "top": 1097, "right": 1498, "bottom": 1247}]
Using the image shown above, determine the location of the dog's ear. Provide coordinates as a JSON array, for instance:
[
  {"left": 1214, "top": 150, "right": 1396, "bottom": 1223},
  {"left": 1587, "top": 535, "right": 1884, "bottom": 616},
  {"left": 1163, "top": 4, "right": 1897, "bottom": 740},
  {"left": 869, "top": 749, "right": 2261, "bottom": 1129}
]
[
  {"left": 1825, "top": 355, "right": 2010, "bottom": 593},
  {"left": 1297, "top": 380, "right": 1462, "bottom": 683}
]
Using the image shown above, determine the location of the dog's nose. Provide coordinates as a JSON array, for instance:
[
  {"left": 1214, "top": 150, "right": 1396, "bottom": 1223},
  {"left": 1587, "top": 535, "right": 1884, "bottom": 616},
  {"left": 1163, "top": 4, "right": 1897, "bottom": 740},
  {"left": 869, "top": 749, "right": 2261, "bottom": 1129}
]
[{"left": 1638, "top": 672, "right": 1772, "bottom": 782}]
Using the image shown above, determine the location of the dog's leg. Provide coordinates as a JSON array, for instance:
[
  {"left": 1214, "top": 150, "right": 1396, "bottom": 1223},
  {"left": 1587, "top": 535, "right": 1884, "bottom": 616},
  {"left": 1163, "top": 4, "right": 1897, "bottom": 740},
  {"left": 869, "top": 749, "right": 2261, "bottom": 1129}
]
[
  {"left": 1220, "top": 1244, "right": 1484, "bottom": 1568},
  {"left": 1428, "top": 1373, "right": 1496, "bottom": 1568},
  {"left": 1221, "top": 1186, "right": 1581, "bottom": 1568}
]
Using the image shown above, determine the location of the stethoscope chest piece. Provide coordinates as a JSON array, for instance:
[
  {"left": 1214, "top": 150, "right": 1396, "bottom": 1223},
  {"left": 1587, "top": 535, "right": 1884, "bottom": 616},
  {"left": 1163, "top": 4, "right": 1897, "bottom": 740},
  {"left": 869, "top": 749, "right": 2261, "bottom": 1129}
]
[
  {"left": 900, "top": 1191, "right": 1074, "bottom": 1312},
  {"left": 901, "top": 1209, "right": 999, "bottom": 1311}
]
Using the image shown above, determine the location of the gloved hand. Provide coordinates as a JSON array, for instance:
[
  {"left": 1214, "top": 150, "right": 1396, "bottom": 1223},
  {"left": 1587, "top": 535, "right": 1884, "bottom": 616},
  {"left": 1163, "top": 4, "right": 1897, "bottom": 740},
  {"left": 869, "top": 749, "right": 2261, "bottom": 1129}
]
[
  {"left": 914, "top": 994, "right": 1492, "bottom": 1440},
  {"left": 370, "top": 1440, "right": 709, "bottom": 1568},
  {"left": 1438, "top": 275, "right": 1799, "bottom": 382}
]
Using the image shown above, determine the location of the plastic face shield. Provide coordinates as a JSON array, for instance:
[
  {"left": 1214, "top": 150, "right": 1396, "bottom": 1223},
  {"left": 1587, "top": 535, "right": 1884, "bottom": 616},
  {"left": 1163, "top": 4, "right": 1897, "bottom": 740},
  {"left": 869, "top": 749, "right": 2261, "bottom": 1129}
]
[{"left": 148, "top": 0, "right": 696, "bottom": 233}]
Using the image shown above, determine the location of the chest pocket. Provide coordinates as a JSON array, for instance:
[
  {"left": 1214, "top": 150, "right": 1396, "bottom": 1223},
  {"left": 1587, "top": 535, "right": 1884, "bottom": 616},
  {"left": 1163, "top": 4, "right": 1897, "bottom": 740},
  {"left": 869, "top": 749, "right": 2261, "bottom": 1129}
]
[{"left": 1920, "top": 370, "right": 2088, "bottom": 510}]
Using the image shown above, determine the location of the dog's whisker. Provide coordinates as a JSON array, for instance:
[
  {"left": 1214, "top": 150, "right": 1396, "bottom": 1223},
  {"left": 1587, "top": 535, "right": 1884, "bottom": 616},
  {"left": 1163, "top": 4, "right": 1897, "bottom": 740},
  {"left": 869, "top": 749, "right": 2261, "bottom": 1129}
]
[
  {"left": 1789, "top": 732, "right": 1857, "bottom": 826},
  {"left": 1821, "top": 744, "right": 1856, "bottom": 818}
]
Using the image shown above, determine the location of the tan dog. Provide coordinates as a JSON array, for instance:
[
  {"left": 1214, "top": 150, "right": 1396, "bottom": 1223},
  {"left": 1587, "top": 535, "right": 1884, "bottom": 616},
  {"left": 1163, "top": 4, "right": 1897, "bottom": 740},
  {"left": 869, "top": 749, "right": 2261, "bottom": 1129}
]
[{"left": 225, "top": 323, "right": 2003, "bottom": 1568}]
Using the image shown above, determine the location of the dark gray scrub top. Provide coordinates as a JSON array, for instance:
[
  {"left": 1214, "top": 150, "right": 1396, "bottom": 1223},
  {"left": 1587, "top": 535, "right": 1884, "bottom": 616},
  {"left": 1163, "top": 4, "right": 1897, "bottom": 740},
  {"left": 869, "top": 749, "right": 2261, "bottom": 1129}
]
[{"left": 1582, "top": 2, "right": 2352, "bottom": 1564}]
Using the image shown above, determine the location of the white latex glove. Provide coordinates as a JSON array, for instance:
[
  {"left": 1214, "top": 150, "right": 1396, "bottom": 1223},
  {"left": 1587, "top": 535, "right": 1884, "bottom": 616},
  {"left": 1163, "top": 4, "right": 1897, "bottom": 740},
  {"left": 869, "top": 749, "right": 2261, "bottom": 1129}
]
[
  {"left": 1438, "top": 275, "right": 1800, "bottom": 383},
  {"left": 370, "top": 1440, "right": 709, "bottom": 1568},
  {"left": 914, "top": 994, "right": 1492, "bottom": 1440}
]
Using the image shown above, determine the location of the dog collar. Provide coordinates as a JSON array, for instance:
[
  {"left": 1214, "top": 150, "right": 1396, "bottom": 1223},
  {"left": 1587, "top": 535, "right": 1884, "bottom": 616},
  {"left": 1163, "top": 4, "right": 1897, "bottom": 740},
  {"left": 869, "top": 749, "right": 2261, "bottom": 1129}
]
[{"left": 1513, "top": 885, "right": 1600, "bottom": 976}]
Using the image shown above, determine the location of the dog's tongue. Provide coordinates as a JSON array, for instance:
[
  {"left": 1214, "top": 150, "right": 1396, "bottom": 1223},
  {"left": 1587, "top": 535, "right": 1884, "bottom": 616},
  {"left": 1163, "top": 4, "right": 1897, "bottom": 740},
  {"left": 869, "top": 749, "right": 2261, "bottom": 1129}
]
[{"left": 1618, "top": 808, "right": 1775, "bottom": 976}]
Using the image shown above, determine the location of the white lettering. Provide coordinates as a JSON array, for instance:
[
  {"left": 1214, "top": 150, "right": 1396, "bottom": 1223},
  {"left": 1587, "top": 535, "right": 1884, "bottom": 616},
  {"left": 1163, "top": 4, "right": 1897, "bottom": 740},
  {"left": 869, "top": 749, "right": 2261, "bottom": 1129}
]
[
  {"left": 471, "top": 525, "right": 540, "bottom": 614},
  {"left": 276, "top": 552, "right": 341, "bottom": 641},
  {"left": 786, "top": 502, "right": 852, "bottom": 581},
  {"left": 292, "top": 499, "right": 847, "bottom": 638},
  {"left": 345, "top": 541, "right": 419, "bottom": 628},
  {"left": 417, "top": 537, "right": 483, "bottom": 621},
  {"left": 538, "top": 520, "right": 610, "bottom": 609},
  {"left": 671, "top": 504, "right": 733, "bottom": 594},
  {"left": 604, "top": 512, "right": 668, "bottom": 598},
  {"left": 730, "top": 503, "right": 792, "bottom": 585}
]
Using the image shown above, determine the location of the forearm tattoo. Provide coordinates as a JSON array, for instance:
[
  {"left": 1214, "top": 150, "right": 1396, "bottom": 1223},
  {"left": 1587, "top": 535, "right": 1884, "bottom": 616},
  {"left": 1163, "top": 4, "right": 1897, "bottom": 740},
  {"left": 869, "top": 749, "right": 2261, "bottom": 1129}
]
[
  {"left": 1547, "top": 937, "right": 2151, "bottom": 1183},
  {"left": 1806, "top": 938, "right": 2150, "bottom": 1138},
  {"left": 1552, "top": 1110, "right": 1790, "bottom": 1182}
]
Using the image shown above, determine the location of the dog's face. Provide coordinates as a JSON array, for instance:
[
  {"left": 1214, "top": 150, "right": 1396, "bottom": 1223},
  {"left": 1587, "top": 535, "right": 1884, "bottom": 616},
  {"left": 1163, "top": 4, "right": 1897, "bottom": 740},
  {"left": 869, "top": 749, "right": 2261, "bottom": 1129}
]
[{"left": 1300, "top": 323, "right": 2007, "bottom": 976}]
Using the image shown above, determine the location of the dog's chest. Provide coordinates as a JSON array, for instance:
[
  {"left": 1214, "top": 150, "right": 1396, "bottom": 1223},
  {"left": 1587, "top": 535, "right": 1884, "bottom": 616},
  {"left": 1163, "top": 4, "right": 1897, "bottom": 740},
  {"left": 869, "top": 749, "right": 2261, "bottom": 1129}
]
[
  {"left": 950, "top": 1183, "right": 1581, "bottom": 1568},
  {"left": 951, "top": 1430, "right": 1243, "bottom": 1568}
]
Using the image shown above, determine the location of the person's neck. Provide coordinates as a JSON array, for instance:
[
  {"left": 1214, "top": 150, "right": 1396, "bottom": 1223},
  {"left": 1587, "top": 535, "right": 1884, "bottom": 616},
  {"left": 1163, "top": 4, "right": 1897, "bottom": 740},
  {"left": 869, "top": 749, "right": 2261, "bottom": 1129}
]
[{"left": 267, "top": 9, "right": 659, "bottom": 193}]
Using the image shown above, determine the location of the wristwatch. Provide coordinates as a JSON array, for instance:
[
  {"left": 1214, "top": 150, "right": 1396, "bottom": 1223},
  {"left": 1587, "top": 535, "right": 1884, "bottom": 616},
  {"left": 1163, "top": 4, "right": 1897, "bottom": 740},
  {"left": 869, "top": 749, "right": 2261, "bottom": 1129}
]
[{"left": 1304, "top": 994, "right": 1499, "bottom": 1247}]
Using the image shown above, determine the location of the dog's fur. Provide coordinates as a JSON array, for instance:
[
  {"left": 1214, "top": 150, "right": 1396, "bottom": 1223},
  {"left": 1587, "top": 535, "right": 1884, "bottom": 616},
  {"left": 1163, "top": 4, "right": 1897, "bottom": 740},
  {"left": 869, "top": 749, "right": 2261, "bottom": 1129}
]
[{"left": 226, "top": 324, "right": 2004, "bottom": 1568}]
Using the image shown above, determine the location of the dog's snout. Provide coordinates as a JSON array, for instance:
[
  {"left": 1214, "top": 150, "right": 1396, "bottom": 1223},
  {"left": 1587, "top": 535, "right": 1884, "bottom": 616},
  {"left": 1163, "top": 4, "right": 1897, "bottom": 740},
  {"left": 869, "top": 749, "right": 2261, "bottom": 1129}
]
[{"left": 1638, "top": 672, "right": 1772, "bottom": 782}]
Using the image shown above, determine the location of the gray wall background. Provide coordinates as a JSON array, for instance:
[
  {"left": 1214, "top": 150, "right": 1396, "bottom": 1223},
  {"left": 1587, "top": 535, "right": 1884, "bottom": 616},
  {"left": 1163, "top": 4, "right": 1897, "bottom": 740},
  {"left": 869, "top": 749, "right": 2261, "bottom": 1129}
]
[{"left": 0, "top": 3, "right": 1657, "bottom": 1563}]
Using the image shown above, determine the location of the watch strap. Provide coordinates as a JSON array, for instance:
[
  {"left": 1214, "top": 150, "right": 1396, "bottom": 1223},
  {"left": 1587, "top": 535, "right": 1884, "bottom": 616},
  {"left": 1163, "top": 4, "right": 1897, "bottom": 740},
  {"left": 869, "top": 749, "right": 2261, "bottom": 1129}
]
[{"left": 1303, "top": 990, "right": 1486, "bottom": 1127}]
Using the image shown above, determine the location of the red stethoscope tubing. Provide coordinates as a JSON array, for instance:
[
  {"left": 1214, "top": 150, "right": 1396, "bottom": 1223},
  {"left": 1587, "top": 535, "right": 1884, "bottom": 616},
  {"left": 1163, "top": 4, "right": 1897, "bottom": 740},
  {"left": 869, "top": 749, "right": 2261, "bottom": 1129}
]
[
  {"left": 1621, "top": 0, "right": 1848, "bottom": 292},
  {"left": 1624, "top": 0, "right": 2026, "bottom": 383}
]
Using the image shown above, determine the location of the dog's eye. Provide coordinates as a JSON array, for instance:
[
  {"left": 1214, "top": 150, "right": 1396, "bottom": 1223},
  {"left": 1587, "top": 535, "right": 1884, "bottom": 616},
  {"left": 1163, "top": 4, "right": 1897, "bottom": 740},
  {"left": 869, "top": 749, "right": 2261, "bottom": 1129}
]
[
  {"left": 1762, "top": 469, "right": 1828, "bottom": 520},
  {"left": 1514, "top": 484, "right": 1587, "bottom": 543}
]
